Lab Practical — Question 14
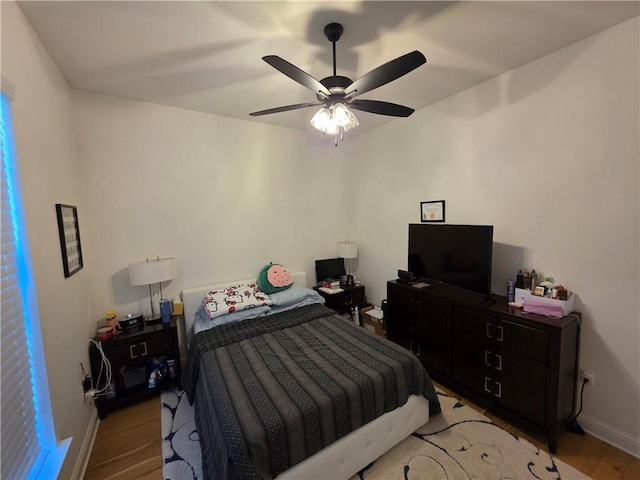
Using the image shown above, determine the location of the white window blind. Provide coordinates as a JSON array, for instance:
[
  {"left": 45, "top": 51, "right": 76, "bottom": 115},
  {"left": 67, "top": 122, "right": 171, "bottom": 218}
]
[{"left": 1, "top": 76, "right": 69, "bottom": 479}]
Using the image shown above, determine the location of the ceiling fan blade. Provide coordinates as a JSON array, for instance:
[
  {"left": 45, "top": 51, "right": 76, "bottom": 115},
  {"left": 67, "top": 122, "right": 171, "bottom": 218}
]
[
  {"left": 349, "top": 99, "right": 415, "bottom": 117},
  {"left": 263, "top": 55, "right": 332, "bottom": 98},
  {"left": 250, "top": 102, "right": 321, "bottom": 116},
  {"left": 344, "top": 51, "right": 426, "bottom": 98}
]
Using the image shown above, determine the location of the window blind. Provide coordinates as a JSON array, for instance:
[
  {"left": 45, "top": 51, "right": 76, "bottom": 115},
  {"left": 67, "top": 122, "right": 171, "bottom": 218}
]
[{"left": 1, "top": 86, "right": 47, "bottom": 478}]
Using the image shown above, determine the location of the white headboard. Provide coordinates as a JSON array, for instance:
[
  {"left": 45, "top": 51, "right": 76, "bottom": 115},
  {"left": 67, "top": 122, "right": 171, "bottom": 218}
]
[{"left": 180, "top": 271, "right": 307, "bottom": 346}]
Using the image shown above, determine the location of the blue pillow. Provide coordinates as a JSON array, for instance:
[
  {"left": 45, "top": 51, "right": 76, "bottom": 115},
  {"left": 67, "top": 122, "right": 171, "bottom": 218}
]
[
  {"left": 267, "top": 286, "right": 325, "bottom": 315},
  {"left": 194, "top": 304, "right": 270, "bottom": 333}
]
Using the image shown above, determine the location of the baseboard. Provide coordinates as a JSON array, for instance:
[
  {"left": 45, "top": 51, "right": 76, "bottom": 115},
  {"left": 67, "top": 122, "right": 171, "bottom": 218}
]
[
  {"left": 71, "top": 409, "right": 100, "bottom": 479},
  {"left": 580, "top": 413, "right": 640, "bottom": 459}
]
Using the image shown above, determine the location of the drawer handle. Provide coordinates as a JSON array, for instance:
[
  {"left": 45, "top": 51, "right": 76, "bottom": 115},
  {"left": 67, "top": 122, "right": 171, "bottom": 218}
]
[
  {"left": 129, "top": 344, "right": 137, "bottom": 359},
  {"left": 344, "top": 294, "right": 353, "bottom": 305},
  {"left": 410, "top": 340, "right": 421, "bottom": 357},
  {"left": 140, "top": 341, "right": 148, "bottom": 356},
  {"left": 484, "top": 377, "right": 491, "bottom": 394},
  {"left": 494, "top": 381, "right": 502, "bottom": 398},
  {"left": 497, "top": 325, "right": 504, "bottom": 342},
  {"left": 486, "top": 323, "right": 493, "bottom": 339},
  {"left": 495, "top": 354, "right": 503, "bottom": 371},
  {"left": 484, "top": 350, "right": 492, "bottom": 367}
]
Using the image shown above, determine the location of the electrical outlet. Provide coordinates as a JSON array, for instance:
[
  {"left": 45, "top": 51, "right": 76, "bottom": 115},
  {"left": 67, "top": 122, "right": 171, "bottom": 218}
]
[
  {"left": 82, "top": 376, "right": 92, "bottom": 392},
  {"left": 581, "top": 370, "right": 594, "bottom": 387}
]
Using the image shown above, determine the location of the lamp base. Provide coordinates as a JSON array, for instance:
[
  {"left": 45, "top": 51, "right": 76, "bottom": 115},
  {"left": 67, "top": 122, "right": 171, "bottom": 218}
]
[{"left": 145, "top": 315, "right": 162, "bottom": 325}]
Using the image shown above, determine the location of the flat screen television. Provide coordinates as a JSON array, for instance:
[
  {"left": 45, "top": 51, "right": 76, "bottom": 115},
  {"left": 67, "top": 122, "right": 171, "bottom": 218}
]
[
  {"left": 408, "top": 224, "right": 494, "bottom": 298},
  {"left": 315, "top": 258, "right": 346, "bottom": 283}
]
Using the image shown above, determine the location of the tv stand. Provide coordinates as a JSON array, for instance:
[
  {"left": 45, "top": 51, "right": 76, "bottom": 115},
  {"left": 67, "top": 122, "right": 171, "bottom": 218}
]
[{"left": 386, "top": 279, "right": 580, "bottom": 453}]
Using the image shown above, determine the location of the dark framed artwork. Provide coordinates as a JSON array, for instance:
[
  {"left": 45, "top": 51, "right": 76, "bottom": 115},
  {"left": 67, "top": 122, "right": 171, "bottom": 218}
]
[
  {"left": 55, "top": 204, "right": 83, "bottom": 277},
  {"left": 420, "top": 200, "right": 446, "bottom": 222}
]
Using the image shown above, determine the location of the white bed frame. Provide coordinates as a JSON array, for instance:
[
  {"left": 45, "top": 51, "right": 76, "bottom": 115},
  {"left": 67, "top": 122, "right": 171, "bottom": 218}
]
[{"left": 180, "top": 271, "right": 430, "bottom": 479}]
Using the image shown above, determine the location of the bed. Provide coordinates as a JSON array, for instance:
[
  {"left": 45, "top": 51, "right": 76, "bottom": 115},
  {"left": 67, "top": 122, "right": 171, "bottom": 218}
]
[{"left": 181, "top": 271, "right": 441, "bottom": 480}]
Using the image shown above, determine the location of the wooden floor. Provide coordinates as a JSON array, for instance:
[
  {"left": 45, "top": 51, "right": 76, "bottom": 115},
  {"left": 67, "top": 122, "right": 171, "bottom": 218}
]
[{"left": 84, "top": 383, "right": 640, "bottom": 479}]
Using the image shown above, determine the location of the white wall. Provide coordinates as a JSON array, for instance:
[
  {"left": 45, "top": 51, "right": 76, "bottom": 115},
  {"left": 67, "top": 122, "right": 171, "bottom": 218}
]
[
  {"left": 348, "top": 17, "right": 639, "bottom": 456},
  {"left": 1, "top": 2, "right": 97, "bottom": 477},
  {"left": 72, "top": 92, "right": 351, "bottom": 324}
]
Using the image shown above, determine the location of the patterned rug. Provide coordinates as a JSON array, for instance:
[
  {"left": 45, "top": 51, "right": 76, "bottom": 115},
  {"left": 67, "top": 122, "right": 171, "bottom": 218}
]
[{"left": 161, "top": 388, "right": 590, "bottom": 480}]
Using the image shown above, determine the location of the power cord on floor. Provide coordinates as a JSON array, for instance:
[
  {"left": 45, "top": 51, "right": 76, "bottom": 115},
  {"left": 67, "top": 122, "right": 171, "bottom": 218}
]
[{"left": 566, "top": 375, "right": 588, "bottom": 435}]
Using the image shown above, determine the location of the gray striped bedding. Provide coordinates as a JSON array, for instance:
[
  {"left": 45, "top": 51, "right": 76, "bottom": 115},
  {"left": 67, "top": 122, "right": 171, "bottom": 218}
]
[{"left": 183, "top": 303, "right": 441, "bottom": 480}]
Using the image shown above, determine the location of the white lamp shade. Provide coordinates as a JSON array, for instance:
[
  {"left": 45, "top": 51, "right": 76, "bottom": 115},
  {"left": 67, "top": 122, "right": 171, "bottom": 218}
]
[
  {"left": 337, "top": 241, "right": 358, "bottom": 259},
  {"left": 129, "top": 257, "right": 177, "bottom": 286}
]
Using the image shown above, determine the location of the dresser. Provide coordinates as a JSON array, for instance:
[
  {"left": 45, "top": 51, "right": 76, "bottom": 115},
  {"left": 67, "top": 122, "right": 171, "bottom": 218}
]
[{"left": 386, "top": 280, "right": 580, "bottom": 453}]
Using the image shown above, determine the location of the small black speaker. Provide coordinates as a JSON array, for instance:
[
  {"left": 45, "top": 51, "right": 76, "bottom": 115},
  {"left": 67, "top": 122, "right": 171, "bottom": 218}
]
[{"left": 398, "top": 270, "right": 415, "bottom": 283}]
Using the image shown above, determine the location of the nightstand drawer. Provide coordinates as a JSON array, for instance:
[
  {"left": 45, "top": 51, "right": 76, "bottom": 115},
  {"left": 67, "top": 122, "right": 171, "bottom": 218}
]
[
  {"left": 341, "top": 289, "right": 364, "bottom": 307},
  {"left": 315, "top": 285, "right": 366, "bottom": 314},
  {"left": 104, "top": 330, "right": 173, "bottom": 362}
]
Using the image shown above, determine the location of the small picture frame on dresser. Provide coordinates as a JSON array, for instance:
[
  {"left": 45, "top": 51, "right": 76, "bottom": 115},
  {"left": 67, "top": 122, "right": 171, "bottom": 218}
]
[{"left": 420, "top": 200, "right": 445, "bottom": 222}]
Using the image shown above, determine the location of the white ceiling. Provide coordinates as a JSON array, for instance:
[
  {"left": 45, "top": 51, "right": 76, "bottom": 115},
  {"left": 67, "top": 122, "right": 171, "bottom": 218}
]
[{"left": 17, "top": 1, "right": 640, "bottom": 137}]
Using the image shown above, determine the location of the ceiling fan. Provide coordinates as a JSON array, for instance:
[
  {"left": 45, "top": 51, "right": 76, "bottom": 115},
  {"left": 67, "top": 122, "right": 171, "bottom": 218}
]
[{"left": 250, "top": 22, "right": 426, "bottom": 144}]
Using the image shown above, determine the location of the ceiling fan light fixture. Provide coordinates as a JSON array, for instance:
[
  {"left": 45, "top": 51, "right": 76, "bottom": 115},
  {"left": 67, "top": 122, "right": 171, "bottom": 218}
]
[
  {"left": 311, "top": 103, "right": 358, "bottom": 136},
  {"left": 310, "top": 107, "right": 333, "bottom": 133},
  {"left": 332, "top": 103, "right": 359, "bottom": 131}
]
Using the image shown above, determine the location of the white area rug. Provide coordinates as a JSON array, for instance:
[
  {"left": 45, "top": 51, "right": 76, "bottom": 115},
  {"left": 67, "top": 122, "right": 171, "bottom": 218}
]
[{"left": 161, "top": 388, "right": 590, "bottom": 480}]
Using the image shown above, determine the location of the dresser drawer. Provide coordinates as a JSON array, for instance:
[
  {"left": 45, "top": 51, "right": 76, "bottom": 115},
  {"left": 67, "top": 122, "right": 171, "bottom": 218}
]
[
  {"left": 497, "top": 319, "right": 549, "bottom": 363},
  {"left": 453, "top": 306, "right": 493, "bottom": 339}
]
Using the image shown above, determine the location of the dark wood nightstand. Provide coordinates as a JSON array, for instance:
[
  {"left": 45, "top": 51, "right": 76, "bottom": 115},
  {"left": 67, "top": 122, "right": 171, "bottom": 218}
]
[
  {"left": 88, "top": 316, "right": 181, "bottom": 419},
  {"left": 314, "top": 284, "right": 366, "bottom": 317}
]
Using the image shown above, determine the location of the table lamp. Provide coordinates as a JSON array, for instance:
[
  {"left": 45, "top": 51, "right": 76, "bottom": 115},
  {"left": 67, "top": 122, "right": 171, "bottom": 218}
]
[
  {"left": 128, "top": 256, "right": 177, "bottom": 324},
  {"left": 337, "top": 241, "right": 358, "bottom": 276}
]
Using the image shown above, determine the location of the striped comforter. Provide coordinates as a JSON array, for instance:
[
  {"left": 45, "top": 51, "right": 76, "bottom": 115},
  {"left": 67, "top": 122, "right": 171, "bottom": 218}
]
[{"left": 183, "top": 303, "right": 440, "bottom": 480}]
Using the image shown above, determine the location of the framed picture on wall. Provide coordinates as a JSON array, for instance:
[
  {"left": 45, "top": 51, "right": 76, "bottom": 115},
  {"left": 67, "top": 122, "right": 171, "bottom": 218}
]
[
  {"left": 420, "top": 200, "right": 445, "bottom": 222},
  {"left": 55, "top": 204, "right": 84, "bottom": 277}
]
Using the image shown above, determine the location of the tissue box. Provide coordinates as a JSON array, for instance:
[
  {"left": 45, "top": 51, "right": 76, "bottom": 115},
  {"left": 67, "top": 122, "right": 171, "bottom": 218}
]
[{"left": 515, "top": 288, "right": 575, "bottom": 317}]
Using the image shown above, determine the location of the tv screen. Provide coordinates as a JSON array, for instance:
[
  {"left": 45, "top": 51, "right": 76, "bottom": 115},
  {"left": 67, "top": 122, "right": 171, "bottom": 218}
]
[
  {"left": 408, "top": 224, "right": 493, "bottom": 297},
  {"left": 315, "top": 258, "right": 346, "bottom": 283}
]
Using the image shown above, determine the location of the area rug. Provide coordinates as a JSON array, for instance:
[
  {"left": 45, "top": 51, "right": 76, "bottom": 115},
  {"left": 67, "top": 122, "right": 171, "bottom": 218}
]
[{"left": 161, "top": 388, "right": 590, "bottom": 480}]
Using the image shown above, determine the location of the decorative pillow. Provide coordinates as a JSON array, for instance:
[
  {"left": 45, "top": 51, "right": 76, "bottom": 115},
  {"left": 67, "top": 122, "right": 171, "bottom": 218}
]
[
  {"left": 203, "top": 282, "right": 272, "bottom": 320},
  {"left": 256, "top": 263, "right": 293, "bottom": 294}
]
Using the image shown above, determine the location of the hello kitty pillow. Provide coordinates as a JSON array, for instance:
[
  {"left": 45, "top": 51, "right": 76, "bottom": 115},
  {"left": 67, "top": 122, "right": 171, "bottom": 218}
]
[
  {"left": 256, "top": 263, "right": 293, "bottom": 294},
  {"left": 203, "top": 282, "right": 272, "bottom": 319}
]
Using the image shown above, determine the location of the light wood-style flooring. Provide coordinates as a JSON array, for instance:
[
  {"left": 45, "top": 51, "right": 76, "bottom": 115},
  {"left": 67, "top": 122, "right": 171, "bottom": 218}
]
[{"left": 84, "top": 383, "right": 640, "bottom": 479}]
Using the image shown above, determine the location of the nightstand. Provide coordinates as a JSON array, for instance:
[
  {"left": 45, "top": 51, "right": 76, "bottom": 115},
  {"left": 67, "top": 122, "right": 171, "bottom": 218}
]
[
  {"left": 88, "top": 316, "right": 181, "bottom": 419},
  {"left": 314, "top": 284, "right": 366, "bottom": 317}
]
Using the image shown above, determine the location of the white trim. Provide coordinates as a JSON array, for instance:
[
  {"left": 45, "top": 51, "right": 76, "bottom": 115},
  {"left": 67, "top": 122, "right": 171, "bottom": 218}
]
[
  {"left": 71, "top": 409, "right": 100, "bottom": 480},
  {"left": 1, "top": 74, "right": 16, "bottom": 100},
  {"left": 580, "top": 413, "right": 640, "bottom": 459}
]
